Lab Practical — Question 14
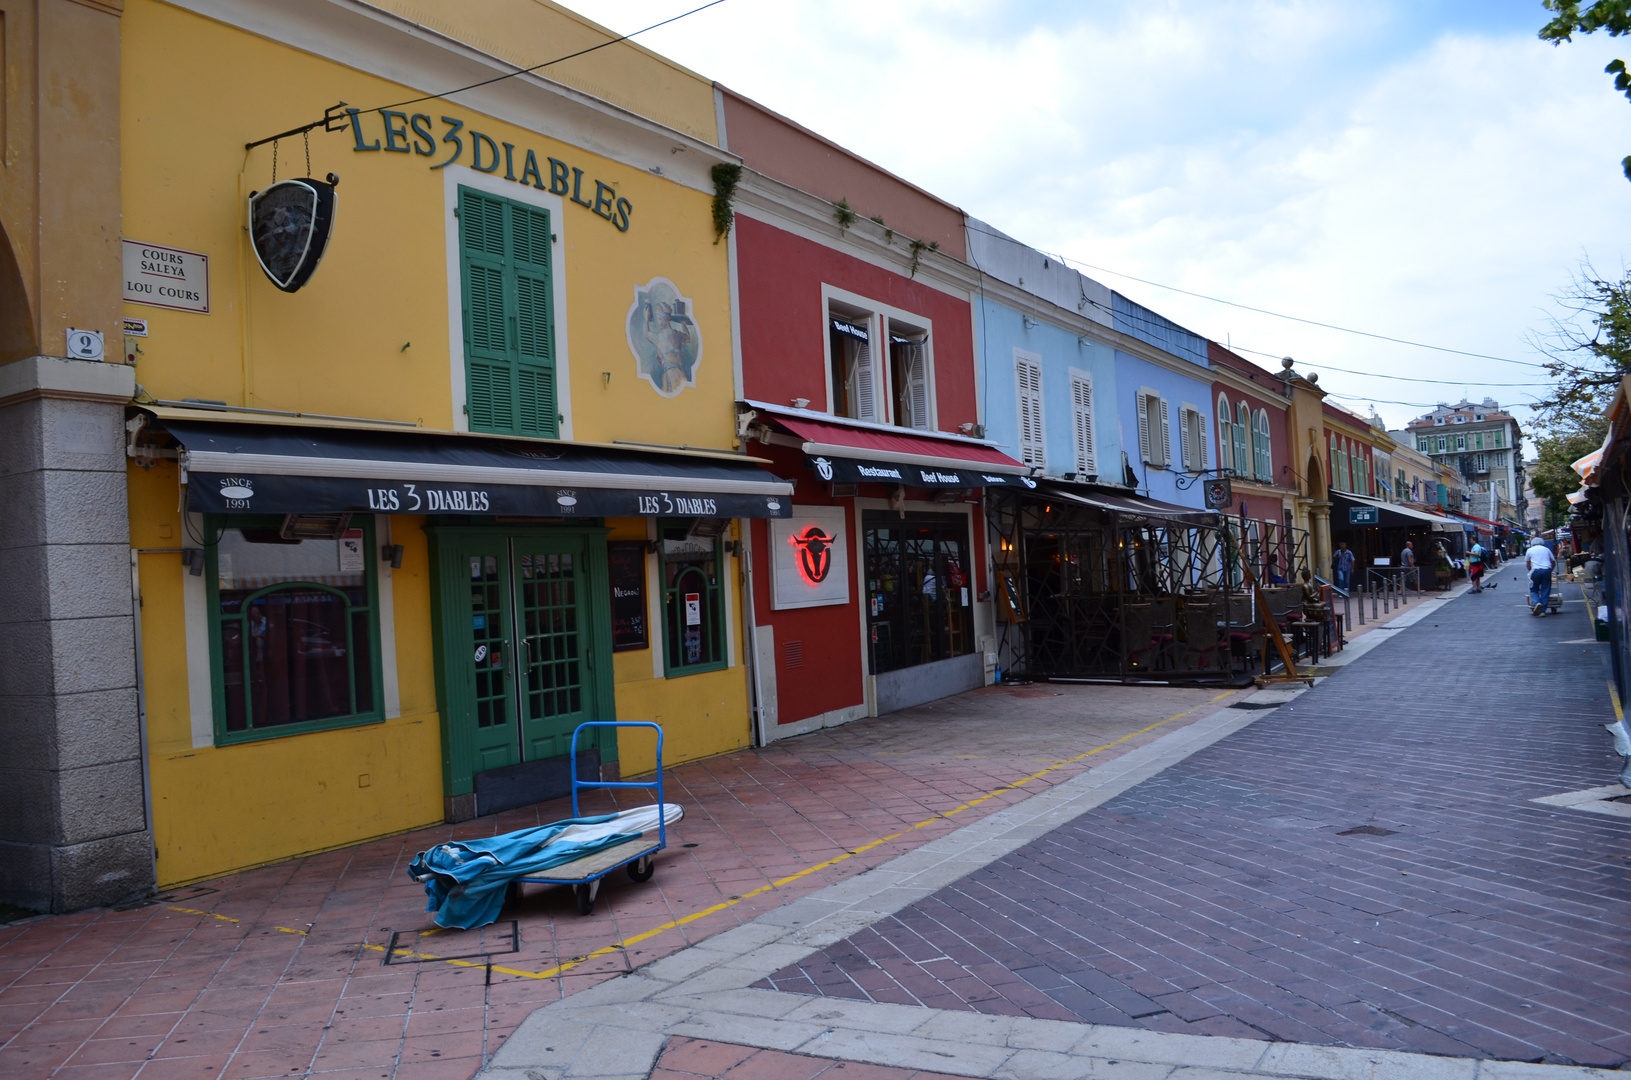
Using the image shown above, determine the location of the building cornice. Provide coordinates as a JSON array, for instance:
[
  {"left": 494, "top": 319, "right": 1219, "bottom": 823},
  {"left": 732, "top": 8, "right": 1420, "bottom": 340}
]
[{"left": 161, "top": 0, "right": 736, "bottom": 194}]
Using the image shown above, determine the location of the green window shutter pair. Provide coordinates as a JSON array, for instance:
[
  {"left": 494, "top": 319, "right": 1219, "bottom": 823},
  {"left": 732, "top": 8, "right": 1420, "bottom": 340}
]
[{"left": 460, "top": 187, "right": 557, "bottom": 438}]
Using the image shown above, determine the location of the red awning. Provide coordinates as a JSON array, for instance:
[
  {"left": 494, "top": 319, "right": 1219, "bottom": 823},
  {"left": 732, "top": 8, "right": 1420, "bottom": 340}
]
[{"left": 772, "top": 415, "right": 1027, "bottom": 474}]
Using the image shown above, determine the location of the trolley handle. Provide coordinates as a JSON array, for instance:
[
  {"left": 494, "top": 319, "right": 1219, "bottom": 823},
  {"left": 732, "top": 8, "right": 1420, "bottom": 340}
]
[{"left": 569, "top": 721, "right": 666, "bottom": 850}]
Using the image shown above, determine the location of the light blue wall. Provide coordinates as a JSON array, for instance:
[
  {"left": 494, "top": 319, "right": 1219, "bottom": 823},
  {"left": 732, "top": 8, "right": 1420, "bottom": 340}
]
[
  {"left": 975, "top": 296, "right": 1120, "bottom": 480},
  {"left": 1107, "top": 294, "right": 1214, "bottom": 509}
]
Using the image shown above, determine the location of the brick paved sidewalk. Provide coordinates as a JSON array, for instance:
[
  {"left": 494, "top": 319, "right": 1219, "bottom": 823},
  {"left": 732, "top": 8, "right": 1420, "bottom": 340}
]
[
  {"left": 0, "top": 682, "right": 1237, "bottom": 1080},
  {"left": 762, "top": 560, "right": 1631, "bottom": 1068}
]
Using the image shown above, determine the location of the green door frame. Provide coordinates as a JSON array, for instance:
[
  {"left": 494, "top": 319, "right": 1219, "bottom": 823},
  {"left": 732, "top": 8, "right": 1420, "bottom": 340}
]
[{"left": 427, "top": 524, "right": 617, "bottom": 800}]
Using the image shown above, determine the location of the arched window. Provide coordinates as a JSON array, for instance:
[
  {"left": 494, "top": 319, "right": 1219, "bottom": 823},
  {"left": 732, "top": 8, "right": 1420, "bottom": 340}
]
[
  {"left": 1234, "top": 401, "right": 1250, "bottom": 479},
  {"left": 1253, "top": 409, "right": 1272, "bottom": 481},
  {"left": 1217, "top": 393, "right": 1233, "bottom": 473}
]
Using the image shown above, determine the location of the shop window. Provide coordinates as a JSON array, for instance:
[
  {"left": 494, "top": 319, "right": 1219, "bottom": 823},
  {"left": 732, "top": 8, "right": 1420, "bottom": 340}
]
[
  {"left": 660, "top": 525, "right": 726, "bottom": 676},
  {"left": 1216, "top": 393, "right": 1234, "bottom": 473},
  {"left": 1253, "top": 409, "right": 1272, "bottom": 481},
  {"left": 1072, "top": 373, "right": 1097, "bottom": 477},
  {"left": 1015, "top": 353, "right": 1045, "bottom": 468},
  {"left": 1137, "top": 389, "right": 1170, "bottom": 468},
  {"left": 863, "top": 512, "right": 973, "bottom": 674},
  {"left": 888, "top": 322, "right": 931, "bottom": 430},
  {"left": 207, "top": 516, "right": 382, "bottom": 744},
  {"left": 458, "top": 187, "right": 556, "bottom": 438},
  {"left": 1177, "top": 404, "right": 1207, "bottom": 473}
]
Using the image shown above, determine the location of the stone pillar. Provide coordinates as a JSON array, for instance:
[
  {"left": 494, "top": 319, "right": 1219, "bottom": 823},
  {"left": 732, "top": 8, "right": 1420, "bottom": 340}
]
[
  {"left": 0, "top": 356, "right": 153, "bottom": 913},
  {"left": 1310, "top": 501, "right": 1333, "bottom": 582}
]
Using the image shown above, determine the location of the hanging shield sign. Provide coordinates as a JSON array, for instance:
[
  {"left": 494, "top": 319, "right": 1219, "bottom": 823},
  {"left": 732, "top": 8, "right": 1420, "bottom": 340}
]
[
  {"left": 248, "top": 175, "right": 338, "bottom": 292},
  {"left": 1203, "top": 477, "right": 1233, "bottom": 509}
]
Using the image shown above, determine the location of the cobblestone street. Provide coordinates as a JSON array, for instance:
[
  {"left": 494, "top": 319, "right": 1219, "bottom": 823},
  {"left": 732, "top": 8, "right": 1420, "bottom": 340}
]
[{"left": 761, "top": 563, "right": 1631, "bottom": 1068}]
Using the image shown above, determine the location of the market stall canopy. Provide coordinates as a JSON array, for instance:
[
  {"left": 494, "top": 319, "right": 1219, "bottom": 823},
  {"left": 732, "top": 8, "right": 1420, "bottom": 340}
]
[
  {"left": 1331, "top": 491, "right": 1462, "bottom": 533},
  {"left": 146, "top": 411, "right": 794, "bottom": 519},
  {"left": 742, "top": 401, "right": 1029, "bottom": 488}
]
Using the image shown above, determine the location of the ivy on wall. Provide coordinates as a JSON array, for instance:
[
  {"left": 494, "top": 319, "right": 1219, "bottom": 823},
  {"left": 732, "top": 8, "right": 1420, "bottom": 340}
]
[{"left": 711, "top": 163, "right": 743, "bottom": 244}]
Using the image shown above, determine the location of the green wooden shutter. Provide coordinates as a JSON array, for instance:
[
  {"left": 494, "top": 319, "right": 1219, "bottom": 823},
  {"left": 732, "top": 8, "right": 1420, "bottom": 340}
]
[
  {"left": 510, "top": 202, "right": 556, "bottom": 437},
  {"left": 459, "top": 188, "right": 557, "bottom": 438}
]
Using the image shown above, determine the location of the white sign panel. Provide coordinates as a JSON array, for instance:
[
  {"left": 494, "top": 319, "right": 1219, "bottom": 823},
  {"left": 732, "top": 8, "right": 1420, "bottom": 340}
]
[
  {"left": 65, "top": 329, "right": 103, "bottom": 360},
  {"left": 770, "top": 505, "right": 851, "bottom": 610},
  {"left": 123, "top": 239, "right": 210, "bottom": 313}
]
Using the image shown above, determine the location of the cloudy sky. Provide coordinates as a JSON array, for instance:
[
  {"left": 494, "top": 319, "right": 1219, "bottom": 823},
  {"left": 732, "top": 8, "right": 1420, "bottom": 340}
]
[{"left": 560, "top": 0, "right": 1630, "bottom": 433}]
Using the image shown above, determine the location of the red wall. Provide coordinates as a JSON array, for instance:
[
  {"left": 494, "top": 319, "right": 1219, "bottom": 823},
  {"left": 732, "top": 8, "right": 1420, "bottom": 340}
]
[
  {"left": 1211, "top": 379, "right": 1292, "bottom": 491},
  {"left": 735, "top": 216, "right": 977, "bottom": 433}
]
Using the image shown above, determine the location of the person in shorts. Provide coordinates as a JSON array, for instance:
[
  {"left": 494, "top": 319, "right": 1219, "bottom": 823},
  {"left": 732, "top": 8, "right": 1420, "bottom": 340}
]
[{"left": 1468, "top": 541, "right": 1485, "bottom": 593}]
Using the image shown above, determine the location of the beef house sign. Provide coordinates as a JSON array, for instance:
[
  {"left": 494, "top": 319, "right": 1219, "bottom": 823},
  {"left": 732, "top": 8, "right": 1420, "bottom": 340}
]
[{"left": 183, "top": 473, "right": 790, "bottom": 520}]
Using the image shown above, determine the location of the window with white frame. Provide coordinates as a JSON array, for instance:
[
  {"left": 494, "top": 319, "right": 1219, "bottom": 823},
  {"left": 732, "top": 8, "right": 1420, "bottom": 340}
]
[
  {"left": 888, "top": 321, "right": 931, "bottom": 430},
  {"left": 1233, "top": 401, "right": 1250, "bottom": 477},
  {"left": 1494, "top": 451, "right": 1507, "bottom": 467},
  {"left": 1136, "top": 388, "right": 1170, "bottom": 467},
  {"left": 828, "top": 307, "right": 877, "bottom": 422},
  {"left": 1178, "top": 404, "right": 1207, "bottom": 473},
  {"left": 1436, "top": 436, "right": 1447, "bottom": 453},
  {"left": 1015, "top": 352, "right": 1045, "bottom": 468},
  {"left": 824, "top": 288, "right": 934, "bottom": 428},
  {"left": 1253, "top": 409, "right": 1272, "bottom": 481},
  {"left": 1455, "top": 433, "right": 1466, "bottom": 450},
  {"left": 1070, "top": 371, "right": 1096, "bottom": 478},
  {"left": 1216, "top": 393, "right": 1234, "bottom": 474}
]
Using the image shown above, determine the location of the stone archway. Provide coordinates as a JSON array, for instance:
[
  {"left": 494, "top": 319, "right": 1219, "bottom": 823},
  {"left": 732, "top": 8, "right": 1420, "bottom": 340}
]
[{"left": 0, "top": 225, "right": 38, "bottom": 364}]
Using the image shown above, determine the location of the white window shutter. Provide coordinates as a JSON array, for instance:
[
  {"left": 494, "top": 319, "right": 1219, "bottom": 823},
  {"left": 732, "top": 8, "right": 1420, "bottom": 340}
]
[
  {"left": 1136, "top": 391, "right": 1151, "bottom": 463},
  {"left": 1179, "top": 408, "right": 1193, "bottom": 473},
  {"left": 1216, "top": 395, "right": 1231, "bottom": 473},
  {"left": 1016, "top": 360, "right": 1043, "bottom": 467},
  {"left": 1198, "top": 412, "right": 1208, "bottom": 470},
  {"left": 1158, "top": 398, "right": 1171, "bottom": 468},
  {"left": 852, "top": 337, "right": 876, "bottom": 422},
  {"left": 904, "top": 342, "right": 929, "bottom": 430},
  {"left": 1072, "top": 377, "right": 1095, "bottom": 476}
]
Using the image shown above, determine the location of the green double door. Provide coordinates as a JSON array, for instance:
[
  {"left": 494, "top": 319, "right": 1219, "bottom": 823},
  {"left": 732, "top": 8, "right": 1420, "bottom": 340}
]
[{"left": 436, "top": 530, "right": 609, "bottom": 789}]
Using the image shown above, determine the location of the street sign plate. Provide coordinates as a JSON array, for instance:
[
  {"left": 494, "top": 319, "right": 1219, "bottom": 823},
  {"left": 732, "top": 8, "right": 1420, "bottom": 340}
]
[{"left": 1349, "top": 507, "right": 1380, "bottom": 525}]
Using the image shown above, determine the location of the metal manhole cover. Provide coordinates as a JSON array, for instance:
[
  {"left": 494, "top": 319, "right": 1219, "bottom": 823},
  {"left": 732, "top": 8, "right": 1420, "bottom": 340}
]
[{"left": 1337, "top": 825, "right": 1399, "bottom": 837}]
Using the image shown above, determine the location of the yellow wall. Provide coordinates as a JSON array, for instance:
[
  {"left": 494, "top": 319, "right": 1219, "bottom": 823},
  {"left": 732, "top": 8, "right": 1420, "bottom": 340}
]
[{"left": 123, "top": 1, "right": 750, "bottom": 885}]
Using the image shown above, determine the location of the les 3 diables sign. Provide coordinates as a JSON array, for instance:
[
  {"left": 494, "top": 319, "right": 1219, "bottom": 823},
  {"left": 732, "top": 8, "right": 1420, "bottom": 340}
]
[{"left": 346, "top": 108, "right": 633, "bottom": 232}]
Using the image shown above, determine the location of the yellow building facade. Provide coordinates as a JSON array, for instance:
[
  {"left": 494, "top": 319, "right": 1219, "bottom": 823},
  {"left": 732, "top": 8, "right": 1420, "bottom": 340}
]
[{"left": 118, "top": 0, "right": 784, "bottom": 887}]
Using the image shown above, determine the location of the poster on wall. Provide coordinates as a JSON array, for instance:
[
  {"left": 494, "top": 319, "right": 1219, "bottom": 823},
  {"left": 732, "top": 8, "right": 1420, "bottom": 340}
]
[
  {"left": 608, "top": 542, "right": 649, "bottom": 651},
  {"left": 770, "top": 506, "right": 850, "bottom": 610},
  {"left": 626, "top": 276, "right": 702, "bottom": 397}
]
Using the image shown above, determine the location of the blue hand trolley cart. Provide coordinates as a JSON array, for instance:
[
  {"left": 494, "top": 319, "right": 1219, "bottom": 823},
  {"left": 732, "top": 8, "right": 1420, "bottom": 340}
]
[{"left": 507, "top": 721, "right": 676, "bottom": 916}]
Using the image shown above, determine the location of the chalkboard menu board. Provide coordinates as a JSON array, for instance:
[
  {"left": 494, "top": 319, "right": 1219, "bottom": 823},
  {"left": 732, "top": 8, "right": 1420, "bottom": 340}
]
[{"left": 609, "top": 542, "right": 649, "bottom": 652}]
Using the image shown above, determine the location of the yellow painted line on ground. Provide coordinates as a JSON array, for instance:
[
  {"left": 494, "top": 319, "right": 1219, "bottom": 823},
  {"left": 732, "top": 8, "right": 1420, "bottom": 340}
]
[
  {"left": 166, "top": 691, "right": 1238, "bottom": 985},
  {"left": 522, "top": 689, "right": 1238, "bottom": 981},
  {"left": 1610, "top": 681, "right": 1623, "bottom": 724}
]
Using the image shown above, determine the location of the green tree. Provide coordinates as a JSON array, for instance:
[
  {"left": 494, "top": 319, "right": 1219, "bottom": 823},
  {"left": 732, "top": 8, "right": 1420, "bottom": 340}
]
[
  {"left": 1531, "top": 415, "right": 1609, "bottom": 526},
  {"left": 1531, "top": 266, "right": 1631, "bottom": 433},
  {"left": 1541, "top": 1, "right": 1631, "bottom": 179}
]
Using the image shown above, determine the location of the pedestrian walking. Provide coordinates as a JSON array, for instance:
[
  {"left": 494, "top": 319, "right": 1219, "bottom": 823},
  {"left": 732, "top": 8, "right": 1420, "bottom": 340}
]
[
  {"left": 1400, "top": 540, "right": 1416, "bottom": 590},
  {"left": 1526, "top": 537, "right": 1556, "bottom": 616},
  {"left": 1334, "top": 542, "right": 1355, "bottom": 591},
  {"left": 1468, "top": 540, "right": 1485, "bottom": 593}
]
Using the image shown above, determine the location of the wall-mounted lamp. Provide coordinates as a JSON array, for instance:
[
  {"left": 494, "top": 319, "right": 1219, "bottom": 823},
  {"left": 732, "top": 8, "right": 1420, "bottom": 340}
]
[
  {"left": 1077, "top": 336, "right": 1092, "bottom": 348},
  {"left": 382, "top": 544, "right": 405, "bottom": 569},
  {"left": 183, "top": 548, "right": 204, "bottom": 576},
  {"left": 790, "top": 397, "right": 810, "bottom": 409},
  {"left": 724, "top": 539, "right": 742, "bottom": 557},
  {"left": 1021, "top": 316, "right": 1039, "bottom": 330}
]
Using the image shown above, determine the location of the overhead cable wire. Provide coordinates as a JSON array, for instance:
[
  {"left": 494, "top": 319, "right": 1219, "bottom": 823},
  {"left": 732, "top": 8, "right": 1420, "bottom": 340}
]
[
  {"left": 963, "top": 220, "right": 1550, "bottom": 371},
  {"left": 246, "top": 0, "right": 730, "bottom": 150},
  {"left": 1224, "top": 344, "right": 1552, "bottom": 388}
]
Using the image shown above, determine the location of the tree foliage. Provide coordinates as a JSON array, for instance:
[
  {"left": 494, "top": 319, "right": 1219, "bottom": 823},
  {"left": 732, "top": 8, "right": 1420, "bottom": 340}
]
[
  {"left": 1530, "top": 415, "right": 1609, "bottom": 526},
  {"left": 1530, "top": 267, "right": 1631, "bottom": 434},
  {"left": 1541, "top": 0, "right": 1631, "bottom": 179}
]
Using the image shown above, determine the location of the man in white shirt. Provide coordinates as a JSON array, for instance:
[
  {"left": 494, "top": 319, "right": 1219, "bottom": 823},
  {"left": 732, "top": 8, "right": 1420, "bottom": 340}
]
[{"left": 1526, "top": 539, "right": 1557, "bottom": 616}]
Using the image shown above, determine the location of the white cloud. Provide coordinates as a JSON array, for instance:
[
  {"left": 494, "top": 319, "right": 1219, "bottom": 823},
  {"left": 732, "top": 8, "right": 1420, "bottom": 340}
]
[{"left": 559, "top": 0, "right": 1631, "bottom": 429}]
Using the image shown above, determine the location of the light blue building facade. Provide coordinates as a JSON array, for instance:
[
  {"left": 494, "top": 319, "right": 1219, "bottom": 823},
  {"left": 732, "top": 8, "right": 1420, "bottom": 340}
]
[
  {"left": 965, "top": 220, "right": 1214, "bottom": 511},
  {"left": 1109, "top": 293, "right": 1215, "bottom": 510},
  {"left": 966, "top": 220, "right": 1121, "bottom": 484}
]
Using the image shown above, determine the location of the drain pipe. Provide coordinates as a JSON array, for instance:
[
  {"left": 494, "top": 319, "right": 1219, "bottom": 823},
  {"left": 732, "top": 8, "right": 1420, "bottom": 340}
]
[{"left": 740, "top": 522, "right": 767, "bottom": 748}]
